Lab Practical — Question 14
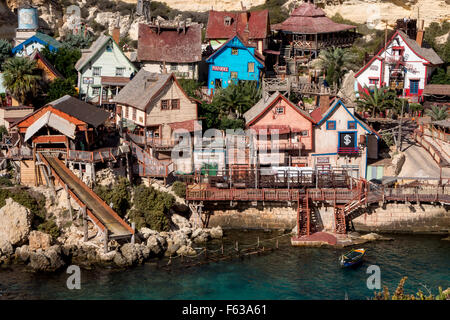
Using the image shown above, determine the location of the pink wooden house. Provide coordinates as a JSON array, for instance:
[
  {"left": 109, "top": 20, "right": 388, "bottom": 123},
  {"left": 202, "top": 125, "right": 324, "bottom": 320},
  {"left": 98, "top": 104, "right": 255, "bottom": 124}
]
[{"left": 244, "top": 92, "right": 316, "bottom": 167}]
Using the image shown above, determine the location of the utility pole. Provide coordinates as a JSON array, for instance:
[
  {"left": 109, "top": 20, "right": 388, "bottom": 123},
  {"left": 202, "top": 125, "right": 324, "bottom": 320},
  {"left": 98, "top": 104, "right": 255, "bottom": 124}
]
[{"left": 397, "top": 96, "right": 405, "bottom": 153}]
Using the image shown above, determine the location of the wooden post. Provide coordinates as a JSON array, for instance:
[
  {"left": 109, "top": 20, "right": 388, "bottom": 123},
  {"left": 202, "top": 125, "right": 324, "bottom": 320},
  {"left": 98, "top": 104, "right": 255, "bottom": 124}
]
[
  {"left": 82, "top": 206, "right": 88, "bottom": 242},
  {"left": 65, "top": 184, "right": 73, "bottom": 220},
  {"left": 257, "top": 237, "right": 260, "bottom": 248},
  {"left": 103, "top": 229, "right": 109, "bottom": 253},
  {"left": 131, "top": 222, "right": 136, "bottom": 244}
]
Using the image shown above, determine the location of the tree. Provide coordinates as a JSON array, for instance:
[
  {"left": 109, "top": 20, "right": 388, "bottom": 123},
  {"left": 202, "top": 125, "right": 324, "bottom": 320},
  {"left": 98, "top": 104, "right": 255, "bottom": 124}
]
[
  {"left": 178, "top": 79, "right": 203, "bottom": 100},
  {"left": 425, "top": 105, "right": 449, "bottom": 121},
  {"left": 62, "top": 33, "right": 93, "bottom": 50},
  {"left": 0, "top": 39, "right": 12, "bottom": 71},
  {"left": 2, "top": 57, "right": 41, "bottom": 105},
  {"left": 430, "top": 68, "right": 450, "bottom": 85},
  {"left": 213, "top": 81, "right": 261, "bottom": 119},
  {"left": 47, "top": 78, "right": 78, "bottom": 102},
  {"left": 41, "top": 46, "right": 81, "bottom": 84},
  {"left": 314, "top": 47, "right": 357, "bottom": 87},
  {"left": 356, "top": 86, "right": 401, "bottom": 118}
]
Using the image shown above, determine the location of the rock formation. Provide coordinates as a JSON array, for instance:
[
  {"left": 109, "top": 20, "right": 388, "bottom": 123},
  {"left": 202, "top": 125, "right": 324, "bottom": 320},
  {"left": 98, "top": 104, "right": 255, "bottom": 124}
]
[{"left": 0, "top": 198, "right": 32, "bottom": 246}]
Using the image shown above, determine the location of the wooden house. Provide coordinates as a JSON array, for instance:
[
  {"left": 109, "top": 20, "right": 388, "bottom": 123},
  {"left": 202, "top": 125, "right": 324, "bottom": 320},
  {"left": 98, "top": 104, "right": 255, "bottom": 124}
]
[
  {"left": 11, "top": 95, "right": 111, "bottom": 186},
  {"left": 244, "top": 92, "right": 316, "bottom": 167},
  {"left": 310, "top": 99, "right": 380, "bottom": 179},
  {"left": 205, "top": 9, "right": 270, "bottom": 54},
  {"left": 75, "top": 34, "right": 137, "bottom": 106},
  {"left": 137, "top": 22, "right": 202, "bottom": 80},
  {"left": 355, "top": 20, "right": 443, "bottom": 103},
  {"left": 114, "top": 70, "right": 199, "bottom": 171},
  {"left": 29, "top": 49, "right": 63, "bottom": 83},
  {"left": 206, "top": 35, "right": 265, "bottom": 94}
]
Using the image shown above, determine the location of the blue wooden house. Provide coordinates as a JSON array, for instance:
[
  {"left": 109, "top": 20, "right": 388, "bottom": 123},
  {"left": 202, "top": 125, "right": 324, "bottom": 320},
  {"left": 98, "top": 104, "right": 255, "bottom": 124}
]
[
  {"left": 12, "top": 32, "right": 62, "bottom": 57},
  {"left": 206, "top": 35, "right": 264, "bottom": 94}
]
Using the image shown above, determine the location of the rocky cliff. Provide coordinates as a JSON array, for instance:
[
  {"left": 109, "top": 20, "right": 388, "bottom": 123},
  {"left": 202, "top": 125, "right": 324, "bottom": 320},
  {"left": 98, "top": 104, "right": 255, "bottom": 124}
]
[{"left": 0, "top": 0, "right": 448, "bottom": 42}]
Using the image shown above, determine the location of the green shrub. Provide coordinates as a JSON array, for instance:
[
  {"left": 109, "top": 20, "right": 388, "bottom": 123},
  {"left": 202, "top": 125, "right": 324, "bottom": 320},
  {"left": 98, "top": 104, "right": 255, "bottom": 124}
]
[
  {"left": 129, "top": 185, "right": 174, "bottom": 231},
  {"left": 94, "top": 177, "right": 131, "bottom": 217},
  {"left": 0, "top": 176, "right": 12, "bottom": 187},
  {"left": 172, "top": 181, "right": 186, "bottom": 198},
  {"left": 0, "top": 188, "right": 11, "bottom": 207},
  {"left": 37, "top": 218, "right": 60, "bottom": 239}
]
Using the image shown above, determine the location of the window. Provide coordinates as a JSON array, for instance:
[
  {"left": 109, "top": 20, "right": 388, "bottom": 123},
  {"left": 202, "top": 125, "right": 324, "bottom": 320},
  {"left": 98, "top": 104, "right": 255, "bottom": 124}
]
[
  {"left": 170, "top": 64, "right": 178, "bottom": 71},
  {"left": 347, "top": 121, "right": 357, "bottom": 130},
  {"left": 231, "top": 48, "right": 238, "bottom": 55},
  {"left": 125, "top": 106, "right": 129, "bottom": 118},
  {"left": 116, "top": 67, "right": 125, "bottom": 76},
  {"left": 93, "top": 67, "right": 102, "bottom": 76},
  {"left": 92, "top": 87, "right": 100, "bottom": 96},
  {"left": 161, "top": 99, "right": 170, "bottom": 110},
  {"left": 106, "top": 44, "right": 113, "bottom": 52},
  {"left": 248, "top": 62, "right": 255, "bottom": 73},
  {"left": 224, "top": 16, "right": 232, "bottom": 26},
  {"left": 230, "top": 72, "right": 238, "bottom": 79},
  {"left": 369, "top": 78, "right": 379, "bottom": 85},
  {"left": 275, "top": 107, "right": 284, "bottom": 114},
  {"left": 410, "top": 80, "right": 419, "bottom": 94},
  {"left": 326, "top": 121, "right": 336, "bottom": 130},
  {"left": 132, "top": 108, "right": 136, "bottom": 121},
  {"left": 188, "top": 64, "right": 194, "bottom": 71},
  {"left": 171, "top": 99, "right": 180, "bottom": 110},
  {"left": 300, "top": 130, "right": 309, "bottom": 136}
]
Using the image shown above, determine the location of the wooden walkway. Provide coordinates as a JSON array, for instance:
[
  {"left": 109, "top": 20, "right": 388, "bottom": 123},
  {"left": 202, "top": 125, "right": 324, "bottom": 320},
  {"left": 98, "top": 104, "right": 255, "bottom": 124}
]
[{"left": 40, "top": 153, "right": 134, "bottom": 240}]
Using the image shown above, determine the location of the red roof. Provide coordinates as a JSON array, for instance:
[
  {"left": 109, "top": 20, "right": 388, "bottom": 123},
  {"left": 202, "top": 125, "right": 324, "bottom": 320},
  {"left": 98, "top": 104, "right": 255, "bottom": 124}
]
[
  {"left": 137, "top": 23, "right": 202, "bottom": 63},
  {"left": 205, "top": 10, "right": 270, "bottom": 41},
  {"left": 272, "top": 3, "right": 356, "bottom": 34}
]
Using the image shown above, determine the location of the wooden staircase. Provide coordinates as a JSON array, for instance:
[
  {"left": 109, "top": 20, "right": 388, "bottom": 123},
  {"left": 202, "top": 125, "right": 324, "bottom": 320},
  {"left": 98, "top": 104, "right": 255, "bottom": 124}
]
[{"left": 297, "top": 193, "right": 310, "bottom": 236}]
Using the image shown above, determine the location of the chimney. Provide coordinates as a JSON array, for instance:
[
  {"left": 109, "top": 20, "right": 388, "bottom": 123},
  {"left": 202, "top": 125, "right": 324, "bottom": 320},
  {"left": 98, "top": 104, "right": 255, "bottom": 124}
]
[
  {"left": 112, "top": 27, "right": 120, "bottom": 45},
  {"left": 319, "top": 95, "right": 330, "bottom": 113},
  {"left": 416, "top": 19, "right": 425, "bottom": 47}
]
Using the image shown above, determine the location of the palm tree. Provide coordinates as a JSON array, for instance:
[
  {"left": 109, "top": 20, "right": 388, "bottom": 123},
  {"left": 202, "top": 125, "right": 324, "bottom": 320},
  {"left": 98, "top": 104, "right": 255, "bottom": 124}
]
[
  {"left": 314, "top": 47, "right": 357, "bottom": 87},
  {"left": 356, "top": 86, "right": 401, "bottom": 118},
  {"left": 425, "top": 105, "right": 449, "bottom": 121},
  {"left": 2, "top": 57, "right": 41, "bottom": 105},
  {"left": 213, "top": 82, "right": 258, "bottom": 119}
]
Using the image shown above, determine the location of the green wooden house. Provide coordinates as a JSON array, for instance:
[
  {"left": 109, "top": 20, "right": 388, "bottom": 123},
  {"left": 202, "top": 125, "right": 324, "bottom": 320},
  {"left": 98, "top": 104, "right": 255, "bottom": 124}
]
[{"left": 75, "top": 34, "right": 137, "bottom": 106}]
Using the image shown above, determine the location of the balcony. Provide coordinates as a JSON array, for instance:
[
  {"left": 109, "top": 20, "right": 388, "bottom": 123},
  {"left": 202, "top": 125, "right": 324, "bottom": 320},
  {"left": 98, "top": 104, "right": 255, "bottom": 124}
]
[{"left": 338, "top": 147, "right": 360, "bottom": 155}]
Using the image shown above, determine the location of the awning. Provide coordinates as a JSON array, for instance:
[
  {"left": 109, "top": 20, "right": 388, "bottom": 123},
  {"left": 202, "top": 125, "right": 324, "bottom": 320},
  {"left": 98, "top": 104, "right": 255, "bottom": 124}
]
[
  {"left": 101, "top": 76, "right": 131, "bottom": 86},
  {"left": 25, "top": 111, "right": 76, "bottom": 141}
]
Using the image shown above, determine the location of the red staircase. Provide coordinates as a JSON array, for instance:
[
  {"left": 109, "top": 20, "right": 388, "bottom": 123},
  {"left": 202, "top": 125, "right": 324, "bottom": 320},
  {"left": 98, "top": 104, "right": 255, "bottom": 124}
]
[
  {"left": 334, "top": 206, "right": 346, "bottom": 234},
  {"left": 297, "top": 193, "right": 310, "bottom": 236}
]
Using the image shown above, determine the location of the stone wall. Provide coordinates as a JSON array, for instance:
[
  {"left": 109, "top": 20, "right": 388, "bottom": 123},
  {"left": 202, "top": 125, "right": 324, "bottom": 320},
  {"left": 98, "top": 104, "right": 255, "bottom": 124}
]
[
  {"left": 207, "top": 202, "right": 450, "bottom": 234},
  {"left": 352, "top": 203, "right": 450, "bottom": 234},
  {"left": 208, "top": 203, "right": 298, "bottom": 230}
]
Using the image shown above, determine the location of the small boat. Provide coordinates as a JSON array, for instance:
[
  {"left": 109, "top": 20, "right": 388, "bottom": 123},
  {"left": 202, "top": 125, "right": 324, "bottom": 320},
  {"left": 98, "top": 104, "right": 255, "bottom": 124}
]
[{"left": 340, "top": 248, "right": 366, "bottom": 268}]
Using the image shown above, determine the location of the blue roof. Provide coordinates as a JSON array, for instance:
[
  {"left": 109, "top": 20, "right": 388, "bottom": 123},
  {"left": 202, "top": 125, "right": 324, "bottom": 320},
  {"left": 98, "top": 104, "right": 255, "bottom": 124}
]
[
  {"left": 205, "top": 35, "right": 264, "bottom": 68},
  {"left": 12, "top": 32, "right": 62, "bottom": 54},
  {"left": 316, "top": 99, "right": 379, "bottom": 138}
]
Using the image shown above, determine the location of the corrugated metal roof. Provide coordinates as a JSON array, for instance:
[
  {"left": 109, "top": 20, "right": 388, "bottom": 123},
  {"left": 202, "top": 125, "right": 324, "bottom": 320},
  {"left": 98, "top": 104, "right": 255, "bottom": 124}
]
[
  {"left": 205, "top": 10, "right": 270, "bottom": 40},
  {"left": 25, "top": 111, "right": 76, "bottom": 141},
  {"left": 137, "top": 23, "right": 202, "bottom": 63},
  {"left": 272, "top": 3, "right": 356, "bottom": 34}
]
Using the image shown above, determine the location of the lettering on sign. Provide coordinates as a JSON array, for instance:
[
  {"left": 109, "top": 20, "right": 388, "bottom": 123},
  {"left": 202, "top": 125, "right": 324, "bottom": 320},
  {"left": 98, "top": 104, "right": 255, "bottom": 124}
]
[
  {"left": 212, "top": 66, "right": 229, "bottom": 72},
  {"left": 369, "top": 65, "right": 378, "bottom": 71},
  {"left": 316, "top": 157, "right": 329, "bottom": 164}
]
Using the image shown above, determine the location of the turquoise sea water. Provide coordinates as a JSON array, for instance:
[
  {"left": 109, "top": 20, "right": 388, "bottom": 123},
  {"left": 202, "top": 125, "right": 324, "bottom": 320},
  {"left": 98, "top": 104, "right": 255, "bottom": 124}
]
[{"left": 0, "top": 231, "right": 449, "bottom": 300}]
